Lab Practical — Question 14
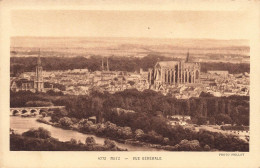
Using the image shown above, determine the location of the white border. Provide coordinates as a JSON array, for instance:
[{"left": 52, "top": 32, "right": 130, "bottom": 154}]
[{"left": 1, "top": 0, "right": 260, "bottom": 168}]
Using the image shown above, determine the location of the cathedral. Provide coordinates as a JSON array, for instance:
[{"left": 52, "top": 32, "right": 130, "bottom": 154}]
[
  {"left": 148, "top": 51, "right": 200, "bottom": 90},
  {"left": 11, "top": 52, "right": 44, "bottom": 92}
]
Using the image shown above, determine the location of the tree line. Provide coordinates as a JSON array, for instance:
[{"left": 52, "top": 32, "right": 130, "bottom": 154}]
[
  {"left": 10, "top": 55, "right": 250, "bottom": 77},
  {"left": 10, "top": 127, "right": 125, "bottom": 151},
  {"left": 38, "top": 108, "right": 249, "bottom": 151},
  {"left": 10, "top": 90, "right": 249, "bottom": 151},
  {"left": 10, "top": 89, "right": 249, "bottom": 127}
]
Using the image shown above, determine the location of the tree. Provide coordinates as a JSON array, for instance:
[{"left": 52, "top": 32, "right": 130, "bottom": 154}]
[
  {"left": 160, "top": 101, "right": 171, "bottom": 116},
  {"left": 146, "top": 130, "right": 164, "bottom": 144},
  {"left": 59, "top": 117, "right": 73, "bottom": 127},
  {"left": 70, "top": 138, "right": 77, "bottom": 145},
  {"left": 204, "top": 144, "right": 211, "bottom": 151},
  {"left": 198, "top": 130, "right": 215, "bottom": 148},
  {"left": 46, "top": 90, "right": 64, "bottom": 96},
  {"left": 46, "top": 90, "right": 56, "bottom": 96},
  {"left": 91, "top": 97, "right": 104, "bottom": 123},
  {"left": 96, "top": 123, "right": 106, "bottom": 135},
  {"left": 208, "top": 117, "right": 216, "bottom": 125},
  {"left": 134, "top": 129, "right": 144, "bottom": 139},
  {"left": 80, "top": 121, "right": 94, "bottom": 132},
  {"left": 104, "top": 139, "right": 116, "bottom": 148},
  {"left": 51, "top": 108, "right": 68, "bottom": 122},
  {"left": 197, "top": 116, "right": 208, "bottom": 125},
  {"left": 85, "top": 137, "right": 96, "bottom": 145},
  {"left": 176, "top": 139, "right": 201, "bottom": 151},
  {"left": 22, "top": 127, "right": 51, "bottom": 139},
  {"left": 215, "top": 114, "right": 232, "bottom": 125},
  {"left": 11, "top": 63, "right": 24, "bottom": 77},
  {"left": 238, "top": 115, "right": 249, "bottom": 126},
  {"left": 163, "top": 137, "right": 170, "bottom": 144},
  {"left": 89, "top": 124, "right": 98, "bottom": 133},
  {"left": 105, "top": 121, "right": 118, "bottom": 137},
  {"left": 199, "top": 91, "right": 214, "bottom": 97},
  {"left": 25, "top": 101, "right": 54, "bottom": 107},
  {"left": 118, "top": 127, "right": 133, "bottom": 139}
]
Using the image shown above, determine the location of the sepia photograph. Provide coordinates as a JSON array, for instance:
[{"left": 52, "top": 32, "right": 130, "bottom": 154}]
[
  {"left": 9, "top": 9, "right": 251, "bottom": 152},
  {"left": 10, "top": 10, "right": 250, "bottom": 152},
  {"left": 1, "top": 0, "right": 260, "bottom": 167}
]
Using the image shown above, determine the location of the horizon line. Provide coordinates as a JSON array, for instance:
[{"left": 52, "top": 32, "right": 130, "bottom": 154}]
[{"left": 10, "top": 35, "right": 249, "bottom": 41}]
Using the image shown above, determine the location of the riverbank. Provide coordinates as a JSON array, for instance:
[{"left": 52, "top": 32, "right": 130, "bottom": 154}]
[
  {"left": 36, "top": 117, "right": 171, "bottom": 151},
  {"left": 11, "top": 115, "right": 249, "bottom": 151},
  {"left": 11, "top": 116, "right": 163, "bottom": 151},
  {"left": 35, "top": 117, "right": 217, "bottom": 151},
  {"left": 36, "top": 116, "right": 249, "bottom": 151},
  {"left": 10, "top": 131, "right": 126, "bottom": 151}
]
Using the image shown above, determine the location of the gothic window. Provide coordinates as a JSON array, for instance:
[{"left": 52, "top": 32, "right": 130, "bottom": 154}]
[
  {"left": 189, "top": 72, "right": 192, "bottom": 83},
  {"left": 165, "top": 71, "right": 167, "bottom": 82},
  {"left": 185, "top": 71, "right": 187, "bottom": 83}
]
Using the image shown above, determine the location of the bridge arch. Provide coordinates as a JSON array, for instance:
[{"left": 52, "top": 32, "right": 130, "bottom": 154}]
[
  {"left": 12, "top": 110, "right": 20, "bottom": 116},
  {"left": 39, "top": 109, "right": 47, "bottom": 114},
  {"left": 10, "top": 106, "right": 65, "bottom": 116},
  {"left": 30, "top": 109, "right": 36, "bottom": 112},
  {"left": 30, "top": 109, "right": 38, "bottom": 115},
  {"left": 21, "top": 109, "right": 28, "bottom": 114}
]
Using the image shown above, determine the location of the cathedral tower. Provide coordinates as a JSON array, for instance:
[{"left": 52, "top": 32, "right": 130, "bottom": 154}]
[{"left": 34, "top": 50, "right": 44, "bottom": 92}]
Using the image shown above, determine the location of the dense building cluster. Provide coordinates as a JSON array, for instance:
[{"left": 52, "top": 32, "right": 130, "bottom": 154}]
[
  {"left": 11, "top": 53, "right": 44, "bottom": 93},
  {"left": 10, "top": 51, "right": 249, "bottom": 99},
  {"left": 10, "top": 52, "right": 250, "bottom": 143}
]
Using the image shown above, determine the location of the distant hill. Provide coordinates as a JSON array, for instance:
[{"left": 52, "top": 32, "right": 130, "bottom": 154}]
[{"left": 10, "top": 36, "right": 250, "bottom": 63}]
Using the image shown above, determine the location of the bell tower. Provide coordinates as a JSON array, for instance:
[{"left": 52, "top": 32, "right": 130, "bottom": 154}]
[{"left": 34, "top": 49, "right": 44, "bottom": 92}]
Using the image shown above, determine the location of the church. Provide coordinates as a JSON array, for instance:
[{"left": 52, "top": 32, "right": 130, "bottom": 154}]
[
  {"left": 148, "top": 51, "right": 200, "bottom": 90},
  {"left": 11, "top": 52, "right": 44, "bottom": 92}
]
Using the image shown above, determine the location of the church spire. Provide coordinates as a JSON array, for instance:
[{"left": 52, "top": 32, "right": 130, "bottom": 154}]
[
  {"left": 185, "top": 49, "right": 189, "bottom": 62},
  {"left": 35, "top": 48, "right": 44, "bottom": 92},
  {"left": 37, "top": 49, "right": 42, "bottom": 66}
]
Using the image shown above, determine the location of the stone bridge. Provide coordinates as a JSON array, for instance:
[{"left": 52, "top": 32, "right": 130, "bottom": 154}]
[{"left": 10, "top": 106, "right": 65, "bottom": 116}]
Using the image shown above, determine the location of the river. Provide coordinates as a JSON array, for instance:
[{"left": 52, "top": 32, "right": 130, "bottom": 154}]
[{"left": 10, "top": 116, "right": 163, "bottom": 151}]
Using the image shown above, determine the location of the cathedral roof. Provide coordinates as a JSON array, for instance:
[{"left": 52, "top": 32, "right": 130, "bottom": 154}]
[
  {"left": 155, "top": 61, "right": 179, "bottom": 69},
  {"left": 182, "top": 62, "right": 199, "bottom": 69},
  {"left": 12, "top": 79, "right": 34, "bottom": 87}
]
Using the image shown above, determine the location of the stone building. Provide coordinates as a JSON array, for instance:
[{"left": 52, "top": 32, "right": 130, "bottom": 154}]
[
  {"left": 11, "top": 52, "right": 44, "bottom": 92},
  {"left": 10, "top": 79, "right": 35, "bottom": 92},
  {"left": 148, "top": 51, "right": 200, "bottom": 89}
]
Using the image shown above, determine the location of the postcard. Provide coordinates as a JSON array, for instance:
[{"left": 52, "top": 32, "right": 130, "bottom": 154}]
[{"left": 0, "top": 0, "right": 260, "bottom": 167}]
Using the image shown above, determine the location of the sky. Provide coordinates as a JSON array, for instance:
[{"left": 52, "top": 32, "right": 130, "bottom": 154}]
[{"left": 11, "top": 10, "right": 251, "bottom": 40}]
